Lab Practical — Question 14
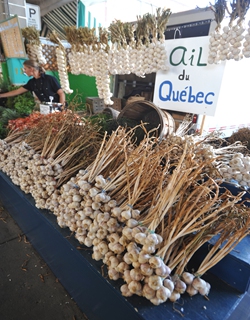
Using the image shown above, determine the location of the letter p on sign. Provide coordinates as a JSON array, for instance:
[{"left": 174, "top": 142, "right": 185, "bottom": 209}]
[
  {"left": 26, "top": 3, "right": 41, "bottom": 30},
  {"left": 29, "top": 8, "right": 36, "bottom": 18}
]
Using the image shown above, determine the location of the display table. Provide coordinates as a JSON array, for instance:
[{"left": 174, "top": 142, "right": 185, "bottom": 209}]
[{"left": 0, "top": 170, "right": 249, "bottom": 320}]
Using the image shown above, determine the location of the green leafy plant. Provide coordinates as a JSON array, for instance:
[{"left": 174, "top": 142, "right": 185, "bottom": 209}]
[
  {"left": 0, "top": 77, "right": 10, "bottom": 93},
  {"left": 0, "top": 106, "right": 22, "bottom": 139},
  {"left": 5, "top": 85, "right": 35, "bottom": 115}
]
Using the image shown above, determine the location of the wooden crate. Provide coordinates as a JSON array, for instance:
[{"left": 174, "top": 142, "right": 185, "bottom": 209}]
[
  {"left": 110, "top": 97, "right": 122, "bottom": 111},
  {"left": 85, "top": 97, "right": 106, "bottom": 114}
]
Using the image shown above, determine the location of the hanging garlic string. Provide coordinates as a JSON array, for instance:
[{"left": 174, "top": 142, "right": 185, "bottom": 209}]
[
  {"left": 22, "top": 26, "right": 47, "bottom": 64},
  {"left": 49, "top": 31, "right": 73, "bottom": 94}
]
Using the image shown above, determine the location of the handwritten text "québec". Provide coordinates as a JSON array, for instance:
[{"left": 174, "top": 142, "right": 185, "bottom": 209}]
[{"left": 159, "top": 81, "right": 215, "bottom": 105}]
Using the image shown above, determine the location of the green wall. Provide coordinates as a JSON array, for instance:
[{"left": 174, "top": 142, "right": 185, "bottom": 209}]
[
  {"left": 1, "top": 62, "right": 9, "bottom": 83},
  {"left": 46, "top": 71, "right": 98, "bottom": 106}
]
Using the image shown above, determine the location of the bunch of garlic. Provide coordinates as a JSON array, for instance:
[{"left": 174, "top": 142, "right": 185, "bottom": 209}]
[
  {"left": 27, "top": 154, "right": 64, "bottom": 209},
  {"left": 226, "top": 23, "right": 245, "bottom": 61},
  {"left": 26, "top": 43, "right": 46, "bottom": 64},
  {"left": 81, "top": 46, "right": 96, "bottom": 77},
  {"left": 0, "top": 140, "right": 10, "bottom": 165},
  {"left": 216, "top": 27, "right": 231, "bottom": 62},
  {"left": 163, "top": 134, "right": 217, "bottom": 176},
  {"left": 107, "top": 47, "right": 120, "bottom": 75},
  {"left": 68, "top": 50, "right": 81, "bottom": 75},
  {"left": 154, "top": 42, "right": 169, "bottom": 72},
  {"left": 207, "top": 30, "right": 221, "bottom": 64},
  {"left": 25, "top": 43, "right": 46, "bottom": 65},
  {"left": 242, "top": 20, "right": 250, "bottom": 58},
  {"left": 128, "top": 46, "right": 139, "bottom": 74},
  {"left": 133, "top": 45, "right": 146, "bottom": 77},
  {"left": 56, "top": 47, "right": 73, "bottom": 94},
  {"left": 218, "top": 153, "right": 250, "bottom": 187},
  {"left": 107, "top": 45, "right": 131, "bottom": 75},
  {"left": 47, "top": 170, "right": 179, "bottom": 305},
  {"left": 182, "top": 272, "right": 211, "bottom": 297},
  {"left": 117, "top": 46, "right": 131, "bottom": 75},
  {"left": 0, "top": 140, "right": 65, "bottom": 209},
  {"left": 143, "top": 42, "right": 169, "bottom": 73},
  {"left": 0, "top": 141, "right": 36, "bottom": 193},
  {"left": 0, "top": 138, "right": 214, "bottom": 305},
  {"left": 51, "top": 171, "right": 120, "bottom": 237},
  {"left": 34, "top": 44, "right": 47, "bottom": 65},
  {"left": 93, "top": 48, "right": 113, "bottom": 105}
]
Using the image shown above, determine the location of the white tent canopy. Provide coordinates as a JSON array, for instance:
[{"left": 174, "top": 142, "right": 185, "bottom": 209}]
[{"left": 79, "top": 0, "right": 209, "bottom": 27}]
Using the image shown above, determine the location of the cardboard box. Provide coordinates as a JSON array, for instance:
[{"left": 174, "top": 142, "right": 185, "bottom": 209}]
[{"left": 85, "top": 97, "right": 106, "bottom": 114}]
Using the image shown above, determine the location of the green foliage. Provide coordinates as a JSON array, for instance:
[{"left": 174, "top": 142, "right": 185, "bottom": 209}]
[
  {"left": 0, "top": 77, "right": 10, "bottom": 93},
  {"left": 86, "top": 113, "right": 155, "bottom": 144},
  {"left": 0, "top": 84, "right": 35, "bottom": 139},
  {"left": 87, "top": 113, "right": 113, "bottom": 133},
  {"left": 5, "top": 85, "right": 35, "bottom": 115},
  {"left": 0, "top": 106, "right": 22, "bottom": 139},
  {"left": 67, "top": 90, "right": 87, "bottom": 112}
]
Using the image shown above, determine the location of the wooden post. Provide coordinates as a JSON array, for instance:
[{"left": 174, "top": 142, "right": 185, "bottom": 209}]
[{"left": 200, "top": 115, "right": 206, "bottom": 135}]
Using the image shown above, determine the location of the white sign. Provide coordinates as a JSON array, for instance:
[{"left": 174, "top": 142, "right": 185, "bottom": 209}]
[
  {"left": 26, "top": 3, "right": 41, "bottom": 31},
  {"left": 40, "top": 104, "right": 50, "bottom": 114},
  {"left": 153, "top": 36, "right": 226, "bottom": 116}
]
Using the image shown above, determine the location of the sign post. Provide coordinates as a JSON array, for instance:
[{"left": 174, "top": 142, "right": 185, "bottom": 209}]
[{"left": 26, "top": 3, "right": 41, "bottom": 30}]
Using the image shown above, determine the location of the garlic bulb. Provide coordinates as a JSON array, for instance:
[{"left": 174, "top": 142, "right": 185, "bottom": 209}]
[
  {"left": 120, "top": 284, "right": 133, "bottom": 297},
  {"left": 156, "top": 286, "right": 171, "bottom": 302},
  {"left": 181, "top": 271, "right": 195, "bottom": 285},
  {"left": 186, "top": 284, "right": 198, "bottom": 296},
  {"left": 148, "top": 275, "right": 163, "bottom": 290},
  {"left": 169, "top": 290, "right": 181, "bottom": 302},
  {"left": 128, "top": 280, "right": 142, "bottom": 295},
  {"left": 163, "top": 278, "right": 175, "bottom": 292},
  {"left": 142, "top": 283, "right": 156, "bottom": 300},
  {"left": 191, "top": 277, "right": 207, "bottom": 291}
]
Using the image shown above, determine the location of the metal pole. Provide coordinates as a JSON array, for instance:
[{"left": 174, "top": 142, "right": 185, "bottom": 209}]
[{"left": 0, "top": 0, "right": 10, "bottom": 21}]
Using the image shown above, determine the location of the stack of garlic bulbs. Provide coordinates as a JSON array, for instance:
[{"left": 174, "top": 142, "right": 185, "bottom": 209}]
[
  {"left": 242, "top": 20, "right": 250, "bottom": 58},
  {"left": 218, "top": 152, "right": 250, "bottom": 187}
]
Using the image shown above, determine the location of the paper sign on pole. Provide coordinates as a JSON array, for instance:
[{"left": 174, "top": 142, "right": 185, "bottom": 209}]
[
  {"left": 153, "top": 36, "right": 226, "bottom": 116},
  {"left": 26, "top": 3, "right": 41, "bottom": 31}
]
